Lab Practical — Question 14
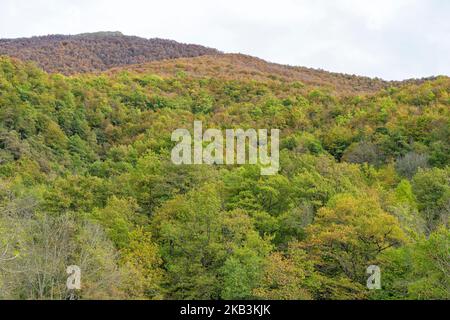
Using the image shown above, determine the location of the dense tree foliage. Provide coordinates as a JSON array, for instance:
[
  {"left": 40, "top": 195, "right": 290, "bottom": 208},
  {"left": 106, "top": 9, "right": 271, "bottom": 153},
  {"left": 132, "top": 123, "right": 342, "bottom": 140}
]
[
  {"left": 0, "top": 32, "right": 220, "bottom": 75},
  {"left": 0, "top": 56, "right": 448, "bottom": 299},
  {"left": 0, "top": 31, "right": 437, "bottom": 93}
]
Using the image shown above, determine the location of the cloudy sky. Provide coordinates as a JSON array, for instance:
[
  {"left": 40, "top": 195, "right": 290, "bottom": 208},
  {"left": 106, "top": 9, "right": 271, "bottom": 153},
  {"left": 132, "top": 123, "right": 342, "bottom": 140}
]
[{"left": 1, "top": 0, "right": 448, "bottom": 80}]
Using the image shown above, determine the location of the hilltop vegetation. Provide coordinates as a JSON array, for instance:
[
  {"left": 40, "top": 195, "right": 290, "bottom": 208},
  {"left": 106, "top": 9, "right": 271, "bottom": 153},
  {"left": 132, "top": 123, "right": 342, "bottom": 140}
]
[
  {"left": 0, "top": 32, "right": 438, "bottom": 94},
  {"left": 0, "top": 32, "right": 220, "bottom": 75},
  {"left": 0, "top": 56, "right": 448, "bottom": 299},
  {"left": 114, "top": 53, "right": 437, "bottom": 94}
]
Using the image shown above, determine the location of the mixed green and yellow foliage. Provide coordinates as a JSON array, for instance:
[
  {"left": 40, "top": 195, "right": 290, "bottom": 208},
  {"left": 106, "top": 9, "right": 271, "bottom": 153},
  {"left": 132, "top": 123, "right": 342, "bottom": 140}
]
[{"left": 0, "top": 55, "right": 448, "bottom": 299}]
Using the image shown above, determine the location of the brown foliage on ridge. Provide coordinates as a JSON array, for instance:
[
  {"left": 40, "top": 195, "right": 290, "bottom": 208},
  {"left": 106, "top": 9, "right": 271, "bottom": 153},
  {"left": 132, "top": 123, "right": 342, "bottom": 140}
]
[
  {"left": 0, "top": 32, "right": 220, "bottom": 75},
  {"left": 0, "top": 32, "right": 440, "bottom": 94},
  {"left": 107, "top": 53, "right": 439, "bottom": 94}
]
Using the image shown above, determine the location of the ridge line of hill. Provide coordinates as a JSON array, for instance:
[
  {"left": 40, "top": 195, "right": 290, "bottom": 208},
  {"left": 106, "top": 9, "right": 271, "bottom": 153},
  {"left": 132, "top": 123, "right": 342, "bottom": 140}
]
[
  {"left": 0, "top": 32, "right": 447, "bottom": 94},
  {"left": 105, "top": 53, "right": 444, "bottom": 94}
]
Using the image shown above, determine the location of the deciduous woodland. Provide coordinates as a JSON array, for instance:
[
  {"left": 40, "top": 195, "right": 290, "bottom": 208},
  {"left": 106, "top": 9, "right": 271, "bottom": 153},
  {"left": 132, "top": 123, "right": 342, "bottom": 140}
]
[
  {"left": 0, "top": 49, "right": 448, "bottom": 299},
  {"left": 0, "top": 32, "right": 220, "bottom": 75}
]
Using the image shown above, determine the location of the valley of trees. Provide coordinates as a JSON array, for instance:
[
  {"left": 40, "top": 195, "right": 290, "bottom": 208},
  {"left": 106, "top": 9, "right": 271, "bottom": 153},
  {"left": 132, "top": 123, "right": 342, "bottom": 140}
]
[{"left": 0, "top": 55, "right": 448, "bottom": 299}]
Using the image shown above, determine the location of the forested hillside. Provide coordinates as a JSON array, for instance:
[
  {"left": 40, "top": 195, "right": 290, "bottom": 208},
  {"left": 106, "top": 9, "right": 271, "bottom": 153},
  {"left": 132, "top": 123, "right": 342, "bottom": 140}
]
[
  {"left": 0, "top": 56, "right": 448, "bottom": 299},
  {"left": 0, "top": 32, "right": 220, "bottom": 75},
  {"left": 112, "top": 53, "right": 437, "bottom": 94},
  {"left": 0, "top": 32, "right": 437, "bottom": 94}
]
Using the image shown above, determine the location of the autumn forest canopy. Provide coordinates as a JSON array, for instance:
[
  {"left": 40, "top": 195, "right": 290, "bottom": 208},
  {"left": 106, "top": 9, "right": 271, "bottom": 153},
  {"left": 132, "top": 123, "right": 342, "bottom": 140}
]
[{"left": 0, "top": 33, "right": 448, "bottom": 300}]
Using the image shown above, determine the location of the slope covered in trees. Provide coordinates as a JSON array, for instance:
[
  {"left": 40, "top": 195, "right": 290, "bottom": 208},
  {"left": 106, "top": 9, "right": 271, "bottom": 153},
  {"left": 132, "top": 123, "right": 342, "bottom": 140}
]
[
  {"left": 111, "top": 53, "right": 438, "bottom": 94},
  {"left": 0, "top": 56, "right": 448, "bottom": 299},
  {"left": 0, "top": 32, "right": 220, "bottom": 75},
  {"left": 0, "top": 33, "right": 438, "bottom": 94}
]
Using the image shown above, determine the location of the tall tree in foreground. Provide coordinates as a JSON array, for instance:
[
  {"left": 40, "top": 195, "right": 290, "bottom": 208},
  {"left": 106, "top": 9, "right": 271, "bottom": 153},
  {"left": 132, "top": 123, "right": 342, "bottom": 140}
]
[{"left": 302, "top": 193, "right": 407, "bottom": 299}]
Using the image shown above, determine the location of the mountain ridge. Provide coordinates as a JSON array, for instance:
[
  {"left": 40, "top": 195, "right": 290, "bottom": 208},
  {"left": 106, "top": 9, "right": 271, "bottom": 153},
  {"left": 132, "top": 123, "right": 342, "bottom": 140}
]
[
  {"left": 0, "top": 32, "right": 221, "bottom": 75},
  {"left": 106, "top": 53, "right": 444, "bottom": 94},
  {"left": 0, "top": 32, "right": 446, "bottom": 94}
]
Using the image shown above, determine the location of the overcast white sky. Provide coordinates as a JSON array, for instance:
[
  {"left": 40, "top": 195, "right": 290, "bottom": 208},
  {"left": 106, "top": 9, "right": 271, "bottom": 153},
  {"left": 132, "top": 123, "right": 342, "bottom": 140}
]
[{"left": 0, "top": 0, "right": 448, "bottom": 80}]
